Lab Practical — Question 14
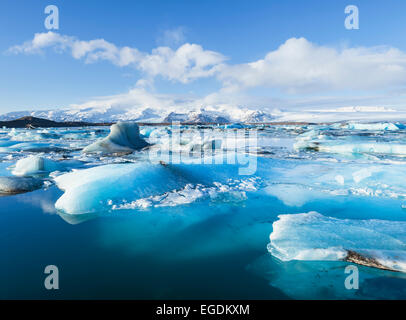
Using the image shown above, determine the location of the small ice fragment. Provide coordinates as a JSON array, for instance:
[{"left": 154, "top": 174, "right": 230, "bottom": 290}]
[{"left": 335, "top": 175, "right": 345, "bottom": 185}]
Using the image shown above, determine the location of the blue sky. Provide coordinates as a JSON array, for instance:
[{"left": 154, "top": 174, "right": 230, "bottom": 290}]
[{"left": 1, "top": 0, "right": 406, "bottom": 114}]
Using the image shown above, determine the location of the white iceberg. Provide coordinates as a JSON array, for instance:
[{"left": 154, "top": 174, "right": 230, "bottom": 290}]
[
  {"left": 11, "top": 156, "right": 61, "bottom": 176},
  {"left": 188, "top": 139, "right": 222, "bottom": 152},
  {"left": 10, "top": 156, "right": 82, "bottom": 176},
  {"left": 345, "top": 122, "right": 399, "bottom": 131},
  {"left": 0, "top": 142, "right": 65, "bottom": 153},
  {"left": 82, "top": 122, "right": 149, "bottom": 154},
  {"left": 294, "top": 130, "right": 406, "bottom": 156},
  {"left": 268, "top": 212, "right": 406, "bottom": 272}
]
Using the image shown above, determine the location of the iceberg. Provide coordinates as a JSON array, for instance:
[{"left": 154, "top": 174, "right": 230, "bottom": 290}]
[
  {"left": 54, "top": 157, "right": 252, "bottom": 215},
  {"left": 226, "top": 123, "right": 245, "bottom": 129},
  {"left": 8, "top": 128, "right": 60, "bottom": 141},
  {"left": 268, "top": 212, "right": 406, "bottom": 272},
  {"left": 0, "top": 142, "right": 65, "bottom": 153},
  {"left": 0, "top": 176, "right": 43, "bottom": 194},
  {"left": 82, "top": 122, "right": 149, "bottom": 154},
  {"left": 10, "top": 156, "right": 81, "bottom": 176},
  {"left": 188, "top": 139, "right": 222, "bottom": 152},
  {"left": 311, "top": 142, "right": 406, "bottom": 155},
  {"left": 294, "top": 130, "right": 406, "bottom": 156}
]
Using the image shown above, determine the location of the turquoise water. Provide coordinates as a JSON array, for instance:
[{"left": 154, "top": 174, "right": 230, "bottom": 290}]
[{"left": 1, "top": 123, "right": 406, "bottom": 299}]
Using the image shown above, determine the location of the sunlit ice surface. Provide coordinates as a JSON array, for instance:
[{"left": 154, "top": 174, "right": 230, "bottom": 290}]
[{"left": 1, "top": 122, "right": 406, "bottom": 299}]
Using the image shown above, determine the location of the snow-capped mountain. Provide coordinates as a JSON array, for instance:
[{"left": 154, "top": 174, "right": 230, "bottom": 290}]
[
  {"left": 0, "top": 105, "right": 276, "bottom": 124},
  {"left": 3, "top": 104, "right": 404, "bottom": 124}
]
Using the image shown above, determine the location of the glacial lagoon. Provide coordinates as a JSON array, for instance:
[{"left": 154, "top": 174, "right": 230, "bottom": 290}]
[{"left": 1, "top": 122, "right": 406, "bottom": 299}]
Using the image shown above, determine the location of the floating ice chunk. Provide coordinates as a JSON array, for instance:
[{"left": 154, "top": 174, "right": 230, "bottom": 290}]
[
  {"left": 54, "top": 156, "right": 260, "bottom": 215},
  {"left": 345, "top": 122, "right": 399, "bottom": 131},
  {"left": 54, "top": 163, "right": 177, "bottom": 214},
  {"left": 82, "top": 122, "right": 149, "bottom": 154},
  {"left": 12, "top": 156, "right": 60, "bottom": 176},
  {"left": 188, "top": 139, "right": 222, "bottom": 152},
  {"left": 0, "top": 176, "right": 43, "bottom": 194},
  {"left": 268, "top": 212, "right": 406, "bottom": 272},
  {"left": 324, "top": 143, "right": 406, "bottom": 155},
  {"left": 0, "top": 142, "right": 65, "bottom": 153},
  {"left": 8, "top": 128, "right": 60, "bottom": 141},
  {"left": 226, "top": 123, "right": 245, "bottom": 129},
  {"left": 335, "top": 175, "right": 345, "bottom": 185},
  {"left": 10, "top": 156, "right": 81, "bottom": 176},
  {"left": 139, "top": 127, "right": 156, "bottom": 138},
  {"left": 295, "top": 139, "right": 406, "bottom": 156}
]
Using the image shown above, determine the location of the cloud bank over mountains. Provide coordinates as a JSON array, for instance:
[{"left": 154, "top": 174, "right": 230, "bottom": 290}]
[{"left": 6, "top": 31, "right": 406, "bottom": 122}]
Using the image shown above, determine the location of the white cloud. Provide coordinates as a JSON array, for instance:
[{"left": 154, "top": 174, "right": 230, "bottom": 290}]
[
  {"left": 218, "top": 37, "right": 406, "bottom": 93},
  {"left": 138, "top": 43, "right": 225, "bottom": 83},
  {"left": 8, "top": 31, "right": 226, "bottom": 83},
  {"left": 8, "top": 33, "right": 406, "bottom": 115},
  {"left": 10, "top": 33, "right": 406, "bottom": 93}
]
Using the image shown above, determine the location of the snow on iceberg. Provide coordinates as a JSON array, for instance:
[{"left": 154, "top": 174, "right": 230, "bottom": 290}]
[
  {"left": 268, "top": 212, "right": 406, "bottom": 272},
  {"left": 0, "top": 176, "right": 43, "bottom": 194},
  {"left": 82, "top": 122, "right": 149, "bottom": 154}
]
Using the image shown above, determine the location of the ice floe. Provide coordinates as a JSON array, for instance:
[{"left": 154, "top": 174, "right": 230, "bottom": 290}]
[
  {"left": 54, "top": 157, "right": 257, "bottom": 215},
  {"left": 343, "top": 122, "right": 400, "bottom": 131},
  {"left": 294, "top": 127, "right": 406, "bottom": 156},
  {"left": 268, "top": 212, "right": 406, "bottom": 272}
]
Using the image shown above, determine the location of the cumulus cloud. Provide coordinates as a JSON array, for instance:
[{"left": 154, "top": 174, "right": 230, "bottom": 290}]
[
  {"left": 8, "top": 31, "right": 226, "bottom": 83},
  {"left": 219, "top": 37, "right": 406, "bottom": 93},
  {"left": 9, "top": 33, "right": 406, "bottom": 93}
]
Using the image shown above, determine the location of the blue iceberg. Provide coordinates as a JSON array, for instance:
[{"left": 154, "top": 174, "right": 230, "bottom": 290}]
[
  {"left": 82, "top": 122, "right": 149, "bottom": 154},
  {"left": 54, "top": 156, "right": 256, "bottom": 215}
]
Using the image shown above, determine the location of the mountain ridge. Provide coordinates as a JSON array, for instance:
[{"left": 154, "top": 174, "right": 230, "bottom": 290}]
[{"left": 0, "top": 106, "right": 276, "bottom": 124}]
